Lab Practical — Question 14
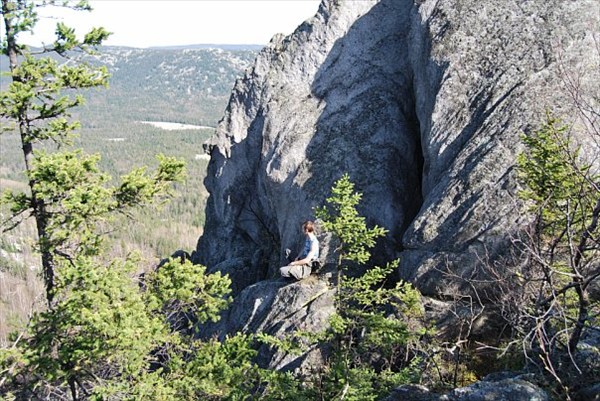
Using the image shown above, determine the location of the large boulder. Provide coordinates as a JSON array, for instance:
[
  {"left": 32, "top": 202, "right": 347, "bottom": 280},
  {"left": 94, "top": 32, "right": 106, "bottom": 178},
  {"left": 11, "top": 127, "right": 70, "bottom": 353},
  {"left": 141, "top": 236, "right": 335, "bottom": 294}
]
[
  {"left": 194, "top": 0, "right": 598, "bottom": 296},
  {"left": 191, "top": 0, "right": 598, "bottom": 373},
  {"left": 199, "top": 275, "right": 335, "bottom": 371},
  {"left": 385, "top": 373, "right": 549, "bottom": 401}
]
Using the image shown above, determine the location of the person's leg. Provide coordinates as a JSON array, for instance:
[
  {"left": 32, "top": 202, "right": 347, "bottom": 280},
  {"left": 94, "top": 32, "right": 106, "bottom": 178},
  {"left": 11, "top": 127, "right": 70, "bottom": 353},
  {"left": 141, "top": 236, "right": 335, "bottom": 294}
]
[
  {"left": 281, "top": 264, "right": 311, "bottom": 280},
  {"left": 290, "top": 264, "right": 311, "bottom": 280},
  {"left": 280, "top": 265, "right": 293, "bottom": 277},
  {"left": 301, "top": 264, "right": 312, "bottom": 279}
]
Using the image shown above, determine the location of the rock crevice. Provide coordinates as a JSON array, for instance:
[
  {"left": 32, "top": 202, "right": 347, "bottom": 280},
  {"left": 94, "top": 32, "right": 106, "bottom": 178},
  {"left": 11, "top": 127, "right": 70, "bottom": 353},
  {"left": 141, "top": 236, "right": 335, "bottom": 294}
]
[
  {"left": 195, "top": 0, "right": 432, "bottom": 278},
  {"left": 192, "top": 0, "right": 598, "bottom": 355}
]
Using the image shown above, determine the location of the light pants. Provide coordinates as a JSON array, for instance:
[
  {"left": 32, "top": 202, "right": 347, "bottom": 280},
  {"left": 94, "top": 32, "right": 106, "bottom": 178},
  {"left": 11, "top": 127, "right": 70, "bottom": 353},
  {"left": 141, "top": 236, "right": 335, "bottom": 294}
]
[{"left": 280, "top": 263, "right": 311, "bottom": 280}]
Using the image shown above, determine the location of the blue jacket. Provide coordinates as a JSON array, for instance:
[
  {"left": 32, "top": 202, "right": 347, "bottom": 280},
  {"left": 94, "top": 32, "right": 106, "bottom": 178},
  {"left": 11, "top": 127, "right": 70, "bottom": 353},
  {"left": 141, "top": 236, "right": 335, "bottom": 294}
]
[{"left": 300, "top": 235, "right": 319, "bottom": 260}]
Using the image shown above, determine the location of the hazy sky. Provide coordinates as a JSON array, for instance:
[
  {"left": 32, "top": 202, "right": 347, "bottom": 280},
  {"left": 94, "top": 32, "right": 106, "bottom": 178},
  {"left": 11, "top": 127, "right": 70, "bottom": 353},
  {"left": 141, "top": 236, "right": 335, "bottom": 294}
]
[{"left": 18, "top": 0, "right": 322, "bottom": 48}]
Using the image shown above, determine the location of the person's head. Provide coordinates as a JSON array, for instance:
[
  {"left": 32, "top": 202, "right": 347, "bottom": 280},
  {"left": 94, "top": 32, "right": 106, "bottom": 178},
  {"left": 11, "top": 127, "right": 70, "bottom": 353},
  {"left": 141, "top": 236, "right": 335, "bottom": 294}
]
[{"left": 302, "top": 220, "right": 315, "bottom": 234}]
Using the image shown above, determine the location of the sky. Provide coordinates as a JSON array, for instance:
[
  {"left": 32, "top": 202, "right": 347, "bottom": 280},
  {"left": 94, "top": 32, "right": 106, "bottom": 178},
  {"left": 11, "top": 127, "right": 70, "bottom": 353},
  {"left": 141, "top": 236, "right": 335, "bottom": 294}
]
[{"left": 18, "top": 0, "right": 322, "bottom": 48}]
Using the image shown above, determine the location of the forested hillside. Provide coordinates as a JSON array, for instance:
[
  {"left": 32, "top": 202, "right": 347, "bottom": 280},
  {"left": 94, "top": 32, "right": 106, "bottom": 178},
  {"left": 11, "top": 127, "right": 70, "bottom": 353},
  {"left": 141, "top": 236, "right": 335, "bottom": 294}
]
[
  {"left": 2, "top": 1, "right": 598, "bottom": 399},
  {"left": 0, "top": 45, "right": 258, "bottom": 342},
  {"left": 82, "top": 46, "right": 257, "bottom": 125}
]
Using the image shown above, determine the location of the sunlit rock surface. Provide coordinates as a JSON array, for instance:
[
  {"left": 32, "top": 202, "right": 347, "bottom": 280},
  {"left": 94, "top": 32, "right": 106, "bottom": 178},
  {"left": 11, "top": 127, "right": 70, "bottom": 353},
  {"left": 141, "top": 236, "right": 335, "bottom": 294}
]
[{"left": 195, "top": 0, "right": 597, "bottom": 293}]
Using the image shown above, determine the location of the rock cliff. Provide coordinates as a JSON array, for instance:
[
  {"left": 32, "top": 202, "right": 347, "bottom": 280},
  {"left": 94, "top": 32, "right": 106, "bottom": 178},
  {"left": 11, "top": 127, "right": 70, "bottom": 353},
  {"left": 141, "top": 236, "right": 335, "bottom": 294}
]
[{"left": 193, "top": 0, "right": 598, "bottom": 360}]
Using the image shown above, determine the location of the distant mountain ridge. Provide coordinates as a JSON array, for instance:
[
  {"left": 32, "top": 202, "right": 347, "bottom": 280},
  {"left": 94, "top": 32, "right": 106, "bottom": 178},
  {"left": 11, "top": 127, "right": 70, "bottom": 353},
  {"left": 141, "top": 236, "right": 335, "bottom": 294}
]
[
  {"left": 83, "top": 46, "right": 260, "bottom": 127},
  {"left": 1, "top": 45, "right": 259, "bottom": 127},
  {"left": 145, "top": 44, "right": 264, "bottom": 51}
]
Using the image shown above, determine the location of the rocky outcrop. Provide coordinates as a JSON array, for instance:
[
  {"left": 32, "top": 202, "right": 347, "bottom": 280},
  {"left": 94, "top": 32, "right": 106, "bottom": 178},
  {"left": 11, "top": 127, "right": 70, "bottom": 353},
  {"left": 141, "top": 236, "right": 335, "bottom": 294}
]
[
  {"left": 195, "top": 0, "right": 426, "bottom": 278},
  {"left": 192, "top": 0, "right": 598, "bottom": 367},
  {"left": 195, "top": 0, "right": 597, "bottom": 291},
  {"left": 199, "top": 275, "right": 335, "bottom": 371},
  {"left": 385, "top": 373, "right": 549, "bottom": 401}
]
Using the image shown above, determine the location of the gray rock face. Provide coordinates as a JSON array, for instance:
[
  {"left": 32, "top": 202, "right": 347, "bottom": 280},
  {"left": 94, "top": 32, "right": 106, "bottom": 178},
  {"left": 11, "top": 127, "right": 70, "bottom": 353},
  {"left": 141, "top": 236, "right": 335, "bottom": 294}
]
[
  {"left": 386, "top": 374, "right": 549, "bottom": 401},
  {"left": 195, "top": 0, "right": 597, "bottom": 291},
  {"left": 192, "top": 0, "right": 598, "bottom": 366},
  {"left": 199, "top": 276, "right": 335, "bottom": 371},
  {"left": 196, "top": 0, "right": 425, "bottom": 277}
]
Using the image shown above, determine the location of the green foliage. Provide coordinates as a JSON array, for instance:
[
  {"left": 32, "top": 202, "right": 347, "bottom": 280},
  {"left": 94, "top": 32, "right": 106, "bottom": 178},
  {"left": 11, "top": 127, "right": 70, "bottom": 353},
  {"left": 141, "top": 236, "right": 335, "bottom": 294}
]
[
  {"left": 145, "top": 258, "right": 231, "bottom": 325},
  {"left": 316, "top": 173, "right": 387, "bottom": 266},
  {"left": 334, "top": 261, "right": 425, "bottom": 362},
  {"left": 514, "top": 113, "right": 600, "bottom": 397},
  {"left": 1, "top": 0, "right": 117, "bottom": 306},
  {"left": 516, "top": 113, "right": 599, "bottom": 320},
  {"left": 260, "top": 354, "right": 420, "bottom": 401},
  {"left": 314, "top": 176, "right": 428, "bottom": 399},
  {"left": 163, "top": 334, "right": 260, "bottom": 400},
  {"left": 0, "top": 190, "right": 29, "bottom": 217},
  {"left": 310, "top": 363, "right": 420, "bottom": 401},
  {"left": 1, "top": 54, "right": 109, "bottom": 144},
  {"left": 22, "top": 256, "right": 168, "bottom": 383},
  {"left": 258, "top": 175, "right": 429, "bottom": 400},
  {"left": 517, "top": 113, "right": 592, "bottom": 233},
  {"left": 115, "top": 154, "right": 186, "bottom": 208},
  {"left": 0, "top": 1, "right": 37, "bottom": 50},
  {"left": 317, "top": 262, "right": 426, "bottom": 399},
  {"left": 50, "top": 6, "right": 110, "bottom": 53},
  {"left": 255, "top": 332, "right": 303, "bottom": 356},
  {"left": 0, "top": 254, "right": 263, "bottom": 400},
  {"left": 29, "top": 150, "right": 113, "bottom": 255}
]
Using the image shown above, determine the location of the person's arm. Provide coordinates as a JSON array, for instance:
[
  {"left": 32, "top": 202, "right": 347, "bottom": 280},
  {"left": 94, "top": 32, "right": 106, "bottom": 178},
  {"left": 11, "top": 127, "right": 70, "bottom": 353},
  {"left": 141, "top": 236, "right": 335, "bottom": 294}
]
[{"left": 291, "top": 239, "right": 318, "bottom": 265}]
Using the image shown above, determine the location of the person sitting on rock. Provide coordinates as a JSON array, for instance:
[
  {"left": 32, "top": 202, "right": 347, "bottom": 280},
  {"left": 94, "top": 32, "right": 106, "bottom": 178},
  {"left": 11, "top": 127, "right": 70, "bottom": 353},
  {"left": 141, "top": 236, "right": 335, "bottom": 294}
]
[{"left": 280, "top": 220, "right": 320, "bottom": 280}]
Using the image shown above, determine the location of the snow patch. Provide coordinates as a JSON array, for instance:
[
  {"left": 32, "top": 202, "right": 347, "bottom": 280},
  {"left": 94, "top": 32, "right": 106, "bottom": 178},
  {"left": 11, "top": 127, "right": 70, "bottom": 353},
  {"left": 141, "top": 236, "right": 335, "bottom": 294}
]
[{"left": 137, "top": 121, "right": 214, "bottom": 131}]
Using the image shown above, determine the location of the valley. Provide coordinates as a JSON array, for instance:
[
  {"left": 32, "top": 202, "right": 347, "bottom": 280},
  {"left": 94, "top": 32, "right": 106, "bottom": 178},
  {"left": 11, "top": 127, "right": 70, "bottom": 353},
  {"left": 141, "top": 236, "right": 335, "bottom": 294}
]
[{"left": 0, "top": 45, "right": 259, "bottom": 342}]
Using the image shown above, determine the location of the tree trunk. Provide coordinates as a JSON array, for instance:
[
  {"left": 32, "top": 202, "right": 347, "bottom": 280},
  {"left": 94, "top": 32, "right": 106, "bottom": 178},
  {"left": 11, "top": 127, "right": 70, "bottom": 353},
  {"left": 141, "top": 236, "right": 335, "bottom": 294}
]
[
  {"left": 568, "top": 198, "right": 600, "bottom": 351},
  {"left": 68, "top": 376, "right": 78, "bottom": 401},
  {"left": 3, "top": 0, "right": 56, "bottom": 306}
]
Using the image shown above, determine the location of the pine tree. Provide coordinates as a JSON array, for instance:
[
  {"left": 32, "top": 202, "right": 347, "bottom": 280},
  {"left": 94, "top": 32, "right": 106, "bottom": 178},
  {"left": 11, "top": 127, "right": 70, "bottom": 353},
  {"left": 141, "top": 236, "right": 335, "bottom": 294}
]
[
  {"left": 1, "top": 0, "right": 184, "bottom": 306},
  {"left": 261, "top": 174, "right": 426, "bottom": 400},
  {"left": 0, "top": 3, "right": 257, "bottom": 399},
  {"left": 315, "top": 173, "right": 387, "bottom": 267},
  {"left": 2, "top": 0, "right": 110, "bottom": 305},
  {"left": 515, "top": 113, "right": 600, "bottom": 397}
]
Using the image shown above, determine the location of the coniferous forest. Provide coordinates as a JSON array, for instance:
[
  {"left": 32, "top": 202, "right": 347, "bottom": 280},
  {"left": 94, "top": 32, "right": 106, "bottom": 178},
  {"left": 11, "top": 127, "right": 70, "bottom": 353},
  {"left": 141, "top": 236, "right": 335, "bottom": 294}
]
[
  {"left": 1, "top": 1, "right": 598, "bottom": 400},
  {"left": 0, "top": 34, "right": 258, "bottom": 343}
]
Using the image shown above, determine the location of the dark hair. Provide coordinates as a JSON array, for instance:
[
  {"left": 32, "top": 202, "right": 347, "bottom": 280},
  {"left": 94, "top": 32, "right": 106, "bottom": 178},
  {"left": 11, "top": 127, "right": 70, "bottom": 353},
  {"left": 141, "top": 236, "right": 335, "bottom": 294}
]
[{"left": 302, "top": 220, "right": 315, "bottom": 233}]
